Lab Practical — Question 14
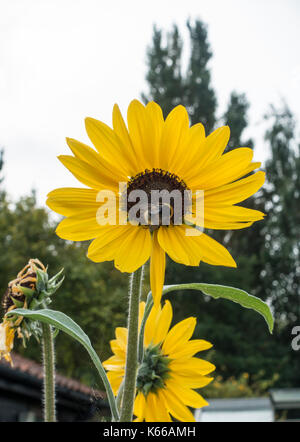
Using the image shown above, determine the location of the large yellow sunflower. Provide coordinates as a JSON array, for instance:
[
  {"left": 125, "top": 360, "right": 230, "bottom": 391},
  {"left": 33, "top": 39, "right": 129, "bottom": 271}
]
[
  {"left": 103, "top": 300, "right": 215, "bottom": 422},
  {"left": 47, "top": 99, "right": 265, "bottom": 304}
]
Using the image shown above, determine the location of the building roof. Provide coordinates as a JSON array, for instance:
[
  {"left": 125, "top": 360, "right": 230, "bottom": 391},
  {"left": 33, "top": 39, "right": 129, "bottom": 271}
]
[
  {"left": 202, "top": 397, "right": 272, "bottom": 411},
  {"left": 195, "top": 397, "right": 274, "bottom": 422},
  {"left": 0, "top": 352, "right": 104, "bottom": 399},
  {"left": 270, "top": 389, "right": 300, "bottom": 409}
]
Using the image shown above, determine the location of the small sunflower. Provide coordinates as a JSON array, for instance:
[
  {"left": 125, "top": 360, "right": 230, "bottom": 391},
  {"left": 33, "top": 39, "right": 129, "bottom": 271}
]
[
  {"left": 47, "top": 100, "right": 265, "bottom": 304},
  {"left": 103, "top": 301, "right": 215, "bottom": 422}
]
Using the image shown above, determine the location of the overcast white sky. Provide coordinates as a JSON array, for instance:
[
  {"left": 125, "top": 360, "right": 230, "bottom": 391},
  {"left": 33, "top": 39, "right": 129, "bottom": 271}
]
[{"left": 0, "top": 0, "right": 299, "bottom": 205}]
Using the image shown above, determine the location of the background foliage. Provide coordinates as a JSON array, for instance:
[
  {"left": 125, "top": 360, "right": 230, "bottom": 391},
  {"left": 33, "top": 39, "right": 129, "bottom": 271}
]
[
  {"left": 1, "top": 19, "right": 299, "bottom": 394},
  {"left": 142, "top": 19, "right": 300, "bottom": 390}
]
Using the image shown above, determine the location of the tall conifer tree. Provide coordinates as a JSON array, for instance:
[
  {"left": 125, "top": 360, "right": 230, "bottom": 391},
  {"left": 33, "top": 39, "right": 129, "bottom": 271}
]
[{"left": 141, "top": 20, "right": 294, "bottom": 384}]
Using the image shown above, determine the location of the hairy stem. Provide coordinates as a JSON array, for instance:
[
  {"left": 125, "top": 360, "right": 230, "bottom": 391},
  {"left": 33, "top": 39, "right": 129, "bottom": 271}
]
[
  {"left": 116, "top": 378, "right": 125, "bottom": 413},
  {"left": 119, "top": 266, "right": 144, "bottom": 422},
  {"left": 138, "top": 291, "right": 153, "bottom": 363},
  {"left": 42, "top": 322, "right": 56, "bottom": 422}
]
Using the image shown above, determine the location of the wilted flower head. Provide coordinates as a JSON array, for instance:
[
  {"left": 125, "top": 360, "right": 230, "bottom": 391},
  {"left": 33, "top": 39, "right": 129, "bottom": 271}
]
[
  {"left": 2, "top": 258, "right": 45, "bottom": 314},
  {"left": 0, "top": 258, "right": 64, "bottom": 364}
]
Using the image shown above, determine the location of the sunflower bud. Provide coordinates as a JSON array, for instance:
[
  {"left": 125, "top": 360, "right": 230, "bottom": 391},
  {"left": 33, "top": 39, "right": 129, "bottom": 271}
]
[{"left": 0, "top": 259, "right": 64, "bottom": 363}]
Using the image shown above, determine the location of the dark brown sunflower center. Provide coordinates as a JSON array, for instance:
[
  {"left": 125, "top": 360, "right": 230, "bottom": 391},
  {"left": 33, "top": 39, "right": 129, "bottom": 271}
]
[{"left": 122, "top": 168, "right": 191, "bottom": 230}]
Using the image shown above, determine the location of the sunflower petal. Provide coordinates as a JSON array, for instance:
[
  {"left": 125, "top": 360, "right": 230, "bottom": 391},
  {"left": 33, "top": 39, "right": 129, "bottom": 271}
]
[
  {"left": 170, "top": 357, "right": 216, "bottom": 376},
  {"left": 204, "top": 205, "right": 265, "bottom": 225},
  {"left": 87, "top": 225, "right": 132, "bottom": 262},
  {"left": 170, "top": 372, "right": 214, "bottom": 389},
  {"left": 166, "top": 379, "right": 209, "bottom": 408},
  {"left": 152, "top": 300, "right": 173, "bottom": 346},
  {"left": 114, "top": 227, "right": 152, "bottom": 273},
  {"left": 204, "top": 171, "right": 265, "bottom": 205},
  {"left": 58, "top": 155, "right": 116, "bottom": 190},
  {"left": 106, "top": 371, "right": 124, "bottom": 396},
  {"left": 112, "top": 104, "right": 139, "bottom": 174},
  {"left": 150, "top": 231, "right": 166, "bottom": 306},
  {"left": 144, "top": 392, "right": 157, "bottom": 422},
  {"left": 85, "top": 117, "right": 135, "bottom": 176},
  {"left": 160, "top": 388, "right": 195, "bottom": 422},
  {"left": 144, "top": 304, "right": 161, "bottom": 347},
  {"left": 145, "top": 101, "right": 164, "bottom": 167},
  {"left": 156, "top": 391, "right": 172, "bottom": 422},
  {"left": 158, "top": 225, "right": 236, "bottom": 268},
  {"left": 172, "top": 123, "right": 205, "bottom": 175},
  {"left": 127, "top": 100, "right": 165, "bottom": 169},
  {"left": 115, "top": 327, "right": 128, "bottom": 350},
  {"left": 200, "top": 126, "right": 230, "bottom": 165},
  {"left": 66, "top": 138, "right": 123, "bottom": 187},
  {"left": 47, "top": 187, "right": 99, "bottom": 216},
  {"left": 190, "top": 231, "right": 237, "bottom": 267},
  {"left": 144, "top": 301, "right": 173, "bottom": 347},
  {"left": 162, "top": 317, "right": 196, "bottom": 355},
  {"left": 159, "top": 105, "right": 189, "bottom": 170},
  {"left": 188, "top": 147, "right": 254, "bottom": 190},
  {"left": 110, "top": 339, "right": 126, "bottom": 359},
  {"left": 102, "top": 355, "right": 124, "bottom": 371},
  {"left": 55, "top": 209, "right": 100, "bottom": 241},
  {"left": 158, "top": 226, "right": 201, "bottom": 266},
  {"left": 168, "top": 339, "right": 213, "bottom": 359},
  {"left": 127, "top": 100, "right": 153, "bottom": 169},
  {"left": 134, "top": 392, "right": 146, "bottom": 419}
]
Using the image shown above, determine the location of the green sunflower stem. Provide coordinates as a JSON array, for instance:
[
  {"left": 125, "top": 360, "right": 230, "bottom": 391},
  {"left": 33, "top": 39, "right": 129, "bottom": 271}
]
[
  {"left": 119, "top": 266, "right": 144, "bottom": 422},
  {"left": 41, "top": 321, "right": 56, "bottom": 422},
  {"left": 116, "top": 378, "right": 125, "bottom": 412}
]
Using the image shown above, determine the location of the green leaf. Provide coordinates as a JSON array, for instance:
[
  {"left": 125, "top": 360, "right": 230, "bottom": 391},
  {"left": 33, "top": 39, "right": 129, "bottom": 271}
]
[
  {"left": 162, "top": 283, "right": 274, "bottom": 333},
  {"left": 139, "top": 283, "right": 274, "bottom": 357},
  {"left": 18, "top": 286, "right": 35, "bottom": 298},
  {"left": 6, "top": 308, "right": 119, "bottom": 422},
  {"left": 35, "top": 268, "right": 48, "bottom": 291},
  {"left": 11, "top": 297, "right": 25, "bottom": 308},
  {"left": 48, "top": 267, "right": 64, "bottom": 285}
]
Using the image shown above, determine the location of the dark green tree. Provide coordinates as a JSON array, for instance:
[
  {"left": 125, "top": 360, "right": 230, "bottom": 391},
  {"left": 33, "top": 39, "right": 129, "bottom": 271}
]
[
  {"left": 141, "top": 25, "right": 184, "bottom": 117},
  {"left": 223, "top": 92, "right": 253, "bottom": 152},
  {"left": 185, "top": 19, "right": 216, "bottom": 130},
  {"left": 260, "top": 104, "right": 300, "bottom": 386},
  {"left": 141, "top": 19, "right": 284, "bottom": 385},
  {"left": 142, "top": 20, "right": 217, "bottom": 133}
]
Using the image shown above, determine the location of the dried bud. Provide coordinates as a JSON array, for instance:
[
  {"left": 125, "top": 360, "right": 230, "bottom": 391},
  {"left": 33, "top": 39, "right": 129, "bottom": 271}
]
[
  {"left": 0, "top": 258, "right": 64, "bottom": 364},
  {"left": 2, "top": 258, "right": 46, "bottom": 315}
]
